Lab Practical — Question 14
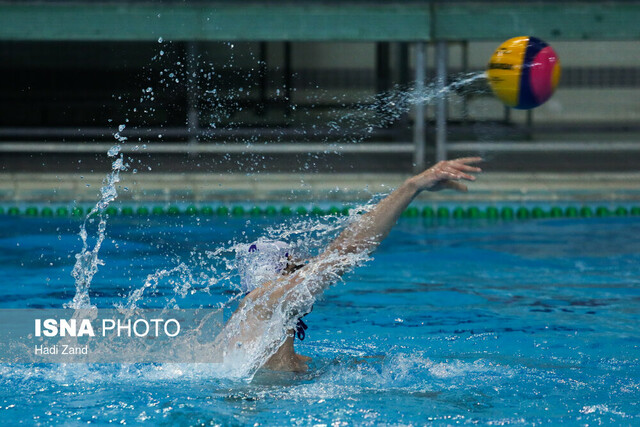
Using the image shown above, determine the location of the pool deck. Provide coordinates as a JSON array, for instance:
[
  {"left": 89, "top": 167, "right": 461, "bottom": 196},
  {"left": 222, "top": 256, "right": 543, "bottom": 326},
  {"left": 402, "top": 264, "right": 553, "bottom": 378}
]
[{"left": 1, "top": 172, "right": 639, "bottom": 204}]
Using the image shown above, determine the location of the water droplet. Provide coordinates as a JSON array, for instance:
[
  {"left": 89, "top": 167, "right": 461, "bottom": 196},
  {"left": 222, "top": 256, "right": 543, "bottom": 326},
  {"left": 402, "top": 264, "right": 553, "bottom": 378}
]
[
  {"left": 158, "top": 37, "right": 163, "bottom": 43},
  {"left": 107, "top": 145, "right": 121, "bottom": 157}
]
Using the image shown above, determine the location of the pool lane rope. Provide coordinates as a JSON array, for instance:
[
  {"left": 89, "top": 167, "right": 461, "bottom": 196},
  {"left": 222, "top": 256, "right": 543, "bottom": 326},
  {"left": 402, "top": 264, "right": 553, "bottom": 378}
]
[{"left": 2, "top": 205, "right": 640, "bottom": 219}]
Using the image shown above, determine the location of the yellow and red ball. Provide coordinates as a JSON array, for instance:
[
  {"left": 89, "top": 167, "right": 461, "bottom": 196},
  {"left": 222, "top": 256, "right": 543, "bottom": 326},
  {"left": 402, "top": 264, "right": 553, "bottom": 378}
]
[{"left": 487, "top": 36, "right": 561, "bottom": 110}]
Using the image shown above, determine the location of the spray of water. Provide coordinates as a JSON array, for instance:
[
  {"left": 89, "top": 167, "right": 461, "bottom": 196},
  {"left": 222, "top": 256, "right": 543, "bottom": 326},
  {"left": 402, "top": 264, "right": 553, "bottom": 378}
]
[
  {"left": 64, "top": 48, "right": 487, "bottom": 377},
  {"left": 65, "top": 126, "right": 128, "bottom": 309},
  {"left": 322, "top": 72, "right": 487, "bottom": 146}
]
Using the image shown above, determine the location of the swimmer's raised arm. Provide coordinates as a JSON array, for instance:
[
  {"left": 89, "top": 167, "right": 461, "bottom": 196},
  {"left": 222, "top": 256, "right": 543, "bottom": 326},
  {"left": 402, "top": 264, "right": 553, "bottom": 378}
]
[
  {"left": 323, "top": 157, "right": 483, "bottom": 258},
  {"left": 275, "top": 157, "right": 482, "bottom": 300},
  {"left": 225, "top": 158, "right": 482, "bottom": 372}
]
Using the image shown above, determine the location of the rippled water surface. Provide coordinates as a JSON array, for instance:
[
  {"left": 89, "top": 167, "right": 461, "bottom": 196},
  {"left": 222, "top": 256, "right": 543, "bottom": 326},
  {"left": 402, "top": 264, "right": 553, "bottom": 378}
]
[{"left": 1, "top": 214, "right": 639, "bottom": 425}]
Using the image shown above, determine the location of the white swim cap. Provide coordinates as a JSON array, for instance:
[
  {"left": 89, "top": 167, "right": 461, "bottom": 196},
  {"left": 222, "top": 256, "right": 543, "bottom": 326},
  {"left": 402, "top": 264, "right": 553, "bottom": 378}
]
[{"left": 236, "top": 240, "right": 291, "bottom": 293}]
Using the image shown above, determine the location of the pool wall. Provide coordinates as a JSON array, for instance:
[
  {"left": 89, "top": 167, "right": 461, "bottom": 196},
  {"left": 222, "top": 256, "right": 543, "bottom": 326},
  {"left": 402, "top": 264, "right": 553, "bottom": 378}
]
[{"left": 2, "top": 171, "right": 640, "bottom": 204}]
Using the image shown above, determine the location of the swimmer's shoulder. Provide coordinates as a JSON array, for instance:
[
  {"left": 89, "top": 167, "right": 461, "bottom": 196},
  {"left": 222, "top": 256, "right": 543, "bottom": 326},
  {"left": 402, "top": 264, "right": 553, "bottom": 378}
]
[
  {"left": 241, "top": 274, "right": 293, "bottom": 308},
  {"left": 241, "top": 279, "right": 274, "bottom": 306}
]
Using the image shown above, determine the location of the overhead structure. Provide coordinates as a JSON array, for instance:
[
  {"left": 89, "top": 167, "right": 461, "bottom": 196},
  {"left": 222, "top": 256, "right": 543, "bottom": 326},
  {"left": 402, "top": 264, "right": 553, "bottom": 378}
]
[{"left": 1, "top": 1, "right": 639, "bottom": 165}]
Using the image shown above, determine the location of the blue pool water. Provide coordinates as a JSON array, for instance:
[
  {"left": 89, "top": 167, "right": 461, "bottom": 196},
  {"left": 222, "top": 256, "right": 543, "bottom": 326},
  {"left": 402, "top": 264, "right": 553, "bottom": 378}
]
[{"left": 1, "top": 213, "right": 639, "bottom": 424}]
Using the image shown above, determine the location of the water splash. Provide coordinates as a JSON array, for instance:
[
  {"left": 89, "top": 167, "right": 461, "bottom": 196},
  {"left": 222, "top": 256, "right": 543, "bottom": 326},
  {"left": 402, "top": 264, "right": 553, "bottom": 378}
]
[
  {"left": 321, "top": 71, "right": 487, "bottom": 145},
  {"left": 117, "top": 262, "right": 193, "bottom": 311},
  {"left": 202, "top": 205, "right": 377, "bottom": 379},
  {"left": 65, "top": 128, "right": 128, "bottom": 309},
  {"left": 62, "top": 58, "right": 488, "bottom": 377}
]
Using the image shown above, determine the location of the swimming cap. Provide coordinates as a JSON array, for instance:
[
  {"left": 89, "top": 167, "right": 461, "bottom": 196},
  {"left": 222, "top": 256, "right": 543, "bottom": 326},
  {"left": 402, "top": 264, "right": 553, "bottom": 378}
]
[{"left": 236, "top": 240, "right": 291, "bottom": 293}]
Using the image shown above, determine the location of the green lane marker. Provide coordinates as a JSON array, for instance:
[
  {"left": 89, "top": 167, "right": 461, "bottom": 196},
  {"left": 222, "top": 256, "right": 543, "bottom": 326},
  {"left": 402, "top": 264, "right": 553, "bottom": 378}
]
[
  {"left": 452, "top": 207, "right": 465, "bottom": 219},
  {"left": 403, "top": 206, "right": 419, "bottom": 218},
  {"left": 531, "top": 207, "right": 545, "bottom": 219},
  {"left": 614, "top": 206, "right": 628, "bottom": 216},
  {"left": 565, "top": 206, "right": 578, "bottom": 218},
  {"left": 501, "top": 207, "right": 514, "bottom": 220},
  {"left": 280, "top": 206, "right": 292, "bottom": 215},
  {"left": 467, "top": 206, "right": 481, "bottom": 219},
  {"left": 231, "top": 206, "right": 245, "bottom": 216},
  {"left": 516, "top": 207, "right": 529, "bottom": 219},
  {"left": 327, "top": 206, "right": 341, "bottom": 215},
  {"left": 549, "top": 207, "right": 563, "bottom": 218},
  {"left": 422, "top": 206, "right": 435, "bottom": 218},
  {"left": 6, "top": 204, "right": 637, "bottom": 221},
  {"left": 580, "top": 206, "right": 593, "bottom": 218},
  {"left": 486, "top": 206, "right": 499, "bottom": 219},
  {"left": 436, "top": 207, "right": 450, "bottom": 219}
]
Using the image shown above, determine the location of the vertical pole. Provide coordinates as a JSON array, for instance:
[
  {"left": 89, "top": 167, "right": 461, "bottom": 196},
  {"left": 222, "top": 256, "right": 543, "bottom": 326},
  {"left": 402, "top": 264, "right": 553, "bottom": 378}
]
[
  {"left": 412, "top": 41, "right": 426, "bottom": 172},
  {"left": 435, "top": 40, "right": 448, "bottom": 162},
  {"left": 376, "top": 42, "right": 391, "bottom": 122},
  {"left": 376, "top": 42, "right": 391, "bottom": 94},
  {"left": 186, "top": 41, "right": 199, "bottom": 150},
  {"left": 526, "top": 109, "right": 533, "bottom": 140},
  {"left": 258, "top": 41, "right": 268, "bottom": 116},
  {"left": 396, "top": 42, "right": 410, "bottom": 142},
  {"left": 283, "top": 42, "right": 292, "bottom": 117},
  {"left": 398, "top": 42, "right": 409, "bottom": 87},
  {"left": 461, "top": 40, "right": 469, "bottom": 125}
]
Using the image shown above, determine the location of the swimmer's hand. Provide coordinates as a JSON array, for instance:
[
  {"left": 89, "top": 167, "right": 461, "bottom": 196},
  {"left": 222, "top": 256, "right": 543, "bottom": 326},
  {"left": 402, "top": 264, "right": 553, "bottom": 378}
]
[{"left": 407, "top": 157, "right": 483, "bottom": 193}]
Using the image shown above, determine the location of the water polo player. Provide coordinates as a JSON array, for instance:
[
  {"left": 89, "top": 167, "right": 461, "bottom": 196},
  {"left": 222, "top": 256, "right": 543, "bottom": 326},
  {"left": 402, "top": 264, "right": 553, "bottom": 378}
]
[{"left": 214, "top": 157, "right": 482, "bottom": 373}]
